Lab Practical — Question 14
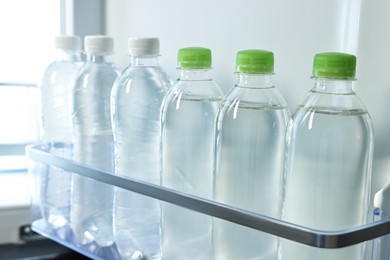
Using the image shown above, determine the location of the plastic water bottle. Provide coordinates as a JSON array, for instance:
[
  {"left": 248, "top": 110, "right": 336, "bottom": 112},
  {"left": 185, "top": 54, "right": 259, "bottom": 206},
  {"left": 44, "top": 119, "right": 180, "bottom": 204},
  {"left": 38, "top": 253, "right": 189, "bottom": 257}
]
[
  {"left": 161, "top": 47, "right": 223, "bottom": 260},
  {"left": 111, "top": 37, "right": 171, "bottom": 259},
  {"left": 39, "top": 35, "right": 82, "bottom": 230},
  {"left": 70, "top": 35, "right": 119, "bottom": 247},
  {"left": 281, "top": 52, "right": 374, "bottom": 260},
  {"left": 212, "top": 50, "right": 290, "bottom": 260}
]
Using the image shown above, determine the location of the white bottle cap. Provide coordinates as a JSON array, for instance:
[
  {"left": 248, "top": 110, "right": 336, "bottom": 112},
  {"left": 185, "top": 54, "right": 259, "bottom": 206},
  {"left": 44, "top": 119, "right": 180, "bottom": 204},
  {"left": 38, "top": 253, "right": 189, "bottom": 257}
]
[
  {"left": 84, "top": 35, "right": 114, "bottom": 54},
  {"left": 55, "top": 35, "right": 81, "bottom": 51},
  {"left": 128, "top": 37, "right": 160, "bottom": 56}
]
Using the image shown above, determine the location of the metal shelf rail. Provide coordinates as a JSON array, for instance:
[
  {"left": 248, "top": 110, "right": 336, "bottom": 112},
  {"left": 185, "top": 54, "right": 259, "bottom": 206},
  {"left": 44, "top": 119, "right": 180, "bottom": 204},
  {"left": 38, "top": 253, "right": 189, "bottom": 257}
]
[{"left": 25, "top": 145, "right": 390, "bottom": 250}]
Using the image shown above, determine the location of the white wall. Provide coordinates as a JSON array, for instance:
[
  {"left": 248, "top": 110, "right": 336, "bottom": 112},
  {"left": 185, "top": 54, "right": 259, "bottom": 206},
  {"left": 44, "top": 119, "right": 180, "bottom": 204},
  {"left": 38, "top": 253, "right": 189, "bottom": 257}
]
[
  {"left": 106, "top": 0, "right": 358, "bottom": 100},
  {"left": 106, "top": 0, "right": 390, "bottom": 198},
  {"left": 356, "top": 0, "right": 390, "bottom": 196}
]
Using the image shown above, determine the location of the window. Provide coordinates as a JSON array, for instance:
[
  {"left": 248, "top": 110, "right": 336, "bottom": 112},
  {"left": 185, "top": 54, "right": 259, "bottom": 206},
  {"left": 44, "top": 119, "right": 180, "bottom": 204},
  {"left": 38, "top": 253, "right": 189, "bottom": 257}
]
[
  {"left": 0, "top": 84, "right": 39, "bottom": 171},
  {"left": 0, "top": 0, "right": 61, "bottom": 245},
  {"left": 0, "top": 0, "right": 61, "bottom": 171},
  {"left": 0, "top": 1, "right": 61, "bottom": 83},
  {"left": 0, "top": 0, "right": 105, "bottom": 246}
]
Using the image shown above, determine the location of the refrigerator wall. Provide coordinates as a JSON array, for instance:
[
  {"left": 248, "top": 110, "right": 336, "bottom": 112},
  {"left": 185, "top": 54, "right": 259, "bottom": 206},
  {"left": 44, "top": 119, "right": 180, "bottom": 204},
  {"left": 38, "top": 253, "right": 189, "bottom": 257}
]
[
  {"left": 106, "top": 0, "right": 359, "bottom": 95},
  {"left": 357, "top": 0, "right": 390, "bottom": 197}
]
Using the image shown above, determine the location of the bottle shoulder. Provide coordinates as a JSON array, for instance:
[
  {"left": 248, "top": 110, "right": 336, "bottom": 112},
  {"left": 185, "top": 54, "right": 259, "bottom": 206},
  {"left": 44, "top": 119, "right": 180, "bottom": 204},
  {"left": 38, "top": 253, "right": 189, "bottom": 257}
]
[
  {"left": 217, "top": 86, "right": 291, "bottom": 126},
  {"left": 223, "top": 85, "right": 289, "bottom": 108},
  {"left": 296, "top": 90, "right": 370, "bottom": 114},
  {"left": 80, "top": 61, "right": 118, "bottom": 71},
  {"left": 169, "top": 79, "right": 224, "bottom": 100},
  {"left": 112, "top": 66, "right": 170, "bottom": 94},
  {"left": 43, "top": 60, "right": 81, "bottom": 73},
  {"left": 119, "top": 65, "right": 171, "bottom": 84},
  {"left": 73, "top": 64, "right": 118, "bottom": 93},
  {"left": 40, "top": 62, "right": 81, "bottom": 87},
  {"left": 290, "top": 97, "right": 374, "bottom": 136},
  {"left": 76, "top": 62, "right": 119, "bottom": 78}
]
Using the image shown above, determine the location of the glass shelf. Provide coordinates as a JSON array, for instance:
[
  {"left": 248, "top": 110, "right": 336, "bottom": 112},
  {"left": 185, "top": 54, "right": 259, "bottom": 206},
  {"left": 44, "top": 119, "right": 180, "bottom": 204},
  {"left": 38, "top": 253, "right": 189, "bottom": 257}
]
[{"left": 25, "top": 144, "right": 390, "bottom": 258}]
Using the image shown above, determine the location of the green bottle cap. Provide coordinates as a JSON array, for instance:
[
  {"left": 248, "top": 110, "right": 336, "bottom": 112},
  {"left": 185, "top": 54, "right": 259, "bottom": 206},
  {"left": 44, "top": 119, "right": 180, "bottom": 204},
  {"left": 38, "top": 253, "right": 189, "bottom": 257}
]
[
  {"left": 178, "top": 47, "right": 212, "bottom": 69},
  {"left": 236, "top": 49, "right": 274, "bottom": 74},
  {"left": 312, "top": 52, "right": 356, "bottom": 79}
]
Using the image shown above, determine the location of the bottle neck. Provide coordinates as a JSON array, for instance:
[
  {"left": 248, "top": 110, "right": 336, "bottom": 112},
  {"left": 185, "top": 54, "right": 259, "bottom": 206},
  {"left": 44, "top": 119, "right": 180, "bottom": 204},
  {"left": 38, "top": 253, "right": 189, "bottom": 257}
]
[
  {"left": 313, "top": 77, "right": 354, "bottom": 94},
  {"left": 130, "top": 55, "right": 159, "bottom": 66},
  {"left": 86, "top": 53, "right": 113, "bottom": 63},
  {"left": 237, "top": 73, "right": 273, "bottom": 88},
  {"left": 179, "top": 68, "right": 213, "bottom": 81},
  {"left": 57, "top": 49, "right": 81, "bottom": 62}
]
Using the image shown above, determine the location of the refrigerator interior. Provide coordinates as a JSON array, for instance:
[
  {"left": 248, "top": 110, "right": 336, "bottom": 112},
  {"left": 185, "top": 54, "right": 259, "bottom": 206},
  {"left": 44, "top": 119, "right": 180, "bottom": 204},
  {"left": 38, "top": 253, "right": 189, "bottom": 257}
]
[{"left": 15, "top": 0, "right": 390, "bottom": 258}]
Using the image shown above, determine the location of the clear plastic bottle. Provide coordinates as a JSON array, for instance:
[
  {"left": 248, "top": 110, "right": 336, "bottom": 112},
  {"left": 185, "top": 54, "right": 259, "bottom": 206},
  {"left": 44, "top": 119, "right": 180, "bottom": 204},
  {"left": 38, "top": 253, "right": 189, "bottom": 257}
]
[
  {"left": 281, "top": 52, "right": 374, "bottom": 260},
  {"left": 161, "top": 47, "right": 223, "bottom": 260},
  {"left": 111, "top": 37, "right": 171, "bottom": 259},
  {"left": 213, "top": 50, "right": 290, "bottom": 260},
  {"left": 70, "top": 35, "right": 119, "bottom": 247},
  {"left": 39, "top": 35, "right": 82, "bottom": 230}
]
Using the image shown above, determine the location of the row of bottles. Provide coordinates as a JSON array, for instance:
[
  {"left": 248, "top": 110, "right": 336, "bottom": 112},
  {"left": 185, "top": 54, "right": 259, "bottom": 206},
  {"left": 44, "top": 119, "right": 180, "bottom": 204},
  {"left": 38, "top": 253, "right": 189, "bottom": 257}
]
[{"left": 38, "top": 35, "right": 374, "bottom": 259}]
